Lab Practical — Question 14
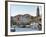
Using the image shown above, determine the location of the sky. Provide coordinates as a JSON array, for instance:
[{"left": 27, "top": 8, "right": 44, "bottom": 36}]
[{"left": 10, "top": 4, "right": 42, "bottom": 16}]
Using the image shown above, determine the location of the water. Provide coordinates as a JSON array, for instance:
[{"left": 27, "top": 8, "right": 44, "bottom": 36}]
[
  {"left": 11, "top": 25, "right": 39, "bottom": 32},
  {"left": 15, "top": 28, "right": 39, "bottom": 32},
  {"left": 11, "top": 22, "right": 41, "bottom": 32}
]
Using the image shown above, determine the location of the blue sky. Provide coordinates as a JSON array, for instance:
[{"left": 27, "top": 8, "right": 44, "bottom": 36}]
[{"left": 10, "top": 4, "right": 42, "bottom": 16}]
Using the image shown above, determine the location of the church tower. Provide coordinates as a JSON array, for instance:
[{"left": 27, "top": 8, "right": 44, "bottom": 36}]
[{"left": 37, "top": 6, "right": 40, "bottom": 16}]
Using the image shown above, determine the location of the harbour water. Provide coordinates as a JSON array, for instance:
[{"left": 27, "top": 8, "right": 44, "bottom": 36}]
[{"left": 11, "top": 23, "right": 40, "bottom": 32}]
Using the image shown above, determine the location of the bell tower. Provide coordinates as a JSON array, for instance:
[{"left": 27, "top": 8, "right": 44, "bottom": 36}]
[{"left": 37, "top": 6, "right": 40, "bottom": 16}]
